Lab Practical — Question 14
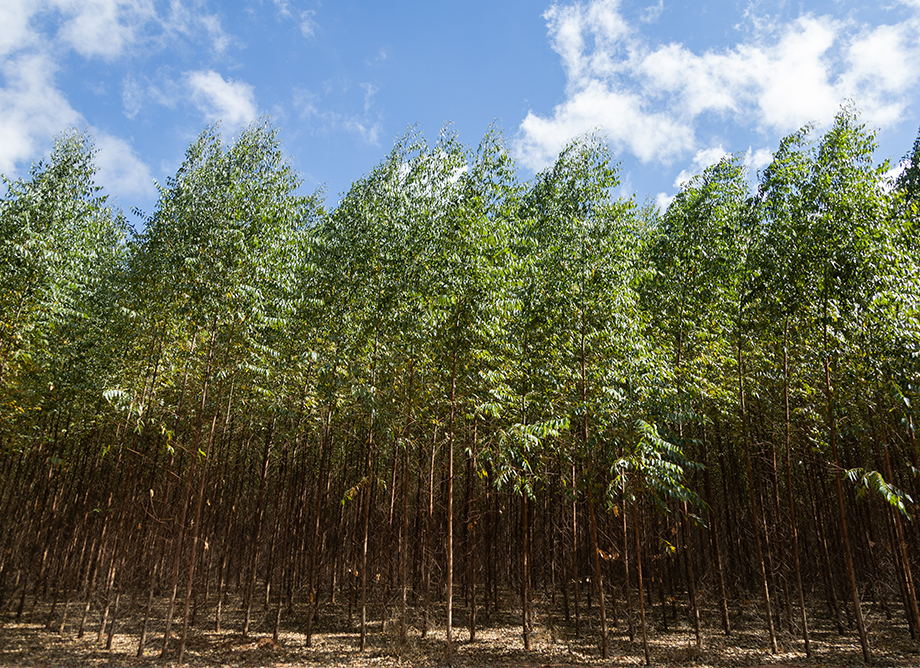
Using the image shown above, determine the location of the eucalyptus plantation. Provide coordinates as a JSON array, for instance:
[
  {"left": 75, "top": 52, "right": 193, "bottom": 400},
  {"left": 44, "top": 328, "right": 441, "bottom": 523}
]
[{"left": 1, "top": 112, "right": 918, "bottom": 667}]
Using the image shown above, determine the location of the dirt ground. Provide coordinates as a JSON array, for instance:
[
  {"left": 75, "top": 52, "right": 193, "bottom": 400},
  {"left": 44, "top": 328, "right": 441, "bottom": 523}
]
[{"left": 1, "top": 591, "right": 918, "bottom": 667}]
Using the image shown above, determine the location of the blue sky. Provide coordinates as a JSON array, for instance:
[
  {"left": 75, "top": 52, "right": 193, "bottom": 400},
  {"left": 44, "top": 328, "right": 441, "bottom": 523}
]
[{"left": 2, "top": 0, "right": 919, "bottom": 226}]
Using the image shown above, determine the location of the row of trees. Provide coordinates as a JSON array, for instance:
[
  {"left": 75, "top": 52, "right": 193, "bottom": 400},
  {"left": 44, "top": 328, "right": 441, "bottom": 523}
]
[{"left": 1, "top": 107, "right": 918, "bottom": 664}]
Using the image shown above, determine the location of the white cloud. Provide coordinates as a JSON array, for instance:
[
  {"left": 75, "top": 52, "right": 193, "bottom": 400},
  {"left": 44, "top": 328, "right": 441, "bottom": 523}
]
[
  {"left": 655, "top": 191, "right": 674, "bottom": 211},
  {"left": 294, "top": 87, "right": 383, "bottom": 146},
  {"left": 516, "top": 0, "right": 920, "bottom": 171},
  {"left": 640, "top": 0, "right": 663, "bottom": 24},
  {"left": 672, "top": 145, "right": 729, "bottom": 187},
  {"left": 300, "top": 10, "right": 317, "bottom": 38},
  {"left": 743, "top": 146, "right": 773, "bottom": 174},
  {"left": 187, "top": 70, "right": 259, "bottom": 130},
  {"left": 54, "top": 0, "right": 157, "bottom": 60},
  {"left": 121, "top": 76, "right": 144, "bottom": 118},
  {"left": 882, "top": 162, "right": 905, "bottom": 193},
  {"left": 162, "top": 1, "right": 234, "bottom": 54},
  {"left": 517, "top": 80, "right": 694, "bottom": 169},
  {"left": 0, "top": 0, "right": 158, "bottom": 61},
  {"left": 272, "top": 0, "right": 317, "bottom": 38},
  {"left": 0, "top": 54, "right": 81, "bottom": 175},
  {"left": 93, "top": 131, "right": 155, "bottom": 199},
  {"left": 0, "top": 54, "right": 154, "bottom": 203},
  {"left": 361, "top": 83, "right": 378, "bottom": 115},
  {"left": 0, "top": 0, "right": 38, "bottom": 57}
]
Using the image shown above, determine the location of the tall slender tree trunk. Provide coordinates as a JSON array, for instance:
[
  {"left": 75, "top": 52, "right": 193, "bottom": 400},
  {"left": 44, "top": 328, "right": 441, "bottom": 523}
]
[
  {"left": 738, "top": 311, "right": 777, "bottom": 653},
  {"left": 243, "top": 421, "right": 274, "bottom": 636},
  {"left": 588, "top": 497, "right": 608, "bottom": 658},
  {"left": 782, "top": 329, "right": 810, "bottom": 655},
  {"left": 633, "top": 501, "right": 650, "bottom": 666},
  {"left": 359, "top": 431, "right": 373, "bottom": 651},
  {"left": 620, "top": 479, "right": 635, "bottom": 642},
  {"left": 822, "top": 298, "right": 870, "bottom": 663},
  {"left": 571, "top": 465, "right": 580, "bottom": 637},
  {"left": 701, "top": 429, "right": 730, "bottom": 635},
  {"left": 445, "top": 344, "right": 458, "bottom": 664},
  {"left": 399, "top": 362, "right": 414, "bottom": 654},
  {"left": 680, "top": 502, "right": 701, "bottom": 649},
  {"left": 467, "top": 419, "right": 478, "bottom": 642},
  {"left": 521, "top": 493, "right": 532, "bottom": 651},
  {"left": 305, "top": 410, "right": 332, "bottom": 645}
]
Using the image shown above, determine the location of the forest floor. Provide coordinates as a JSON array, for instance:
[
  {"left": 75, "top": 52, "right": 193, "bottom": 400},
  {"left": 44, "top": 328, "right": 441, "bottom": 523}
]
[{"left": 1, "top": 590, "right": 918, "bottom": 667}]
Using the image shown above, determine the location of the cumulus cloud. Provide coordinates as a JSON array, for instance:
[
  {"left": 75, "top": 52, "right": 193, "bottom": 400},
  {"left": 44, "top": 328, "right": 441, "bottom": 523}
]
[
  {"left": 515, "top": 0, "right": 920, "bottom": 171},
  {"left": 0, "top": 0, "right": 234, "bottom": 204},
  {"left": 744, "top": 146, "right": 773, "bottom": 174},
  {"left": 93, "top": 131, "right": 155, "bottom": 200},
  {"left": 655, "top": 191, "right": 674, "bottom": 211},
  {"left": 54, "top": 0, "right": 157, "bottom": 60},
  {"left": 672, "top": 145, "right": 730, "bottom": 188},
  {"left": 0, "top": 0, "right": 38, "bottom": 57},
  {"left": 0, "top": 53, "right": 81, "bottom": 175},
  {"left": 187, "top": 70, "right": 259, "bottom": 130},
  {"left": 0, "top": 55, "right": 155, "bottom": 202},
  {"left": 517, "top": 81, "right": 694, "bottom": 167}
]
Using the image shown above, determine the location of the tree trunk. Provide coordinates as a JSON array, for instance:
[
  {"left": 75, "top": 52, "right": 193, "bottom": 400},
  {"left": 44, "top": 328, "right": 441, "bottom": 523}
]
[
  {"left": 588, "top": 497, "right": 608, "bottom": 658},
  {"left": 633, "top": 501, "right": 650, "bottom": 666},
  {"left": 822, "top": 308, "right": 870, "bottom": 663},
  {"left": 445, "top": 345, "right": 458, "bottom": 664},
  {"left": 243, "top": 421, "right": 274, "bottom": 636},
  {"left": 738, "top": 313, "right": 777, "bottom": 653},
  {"left": 782, "top": 332, "right": 810, "bottom": 655}
]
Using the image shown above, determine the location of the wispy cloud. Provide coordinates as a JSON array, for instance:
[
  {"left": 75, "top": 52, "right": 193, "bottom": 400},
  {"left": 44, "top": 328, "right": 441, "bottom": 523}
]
[
  {"left": 640, "top": 0, "right": 663, "bottom": 24},
  {"left": 515, "top": 0, "right": 920, "bottom": 171},
  {"left": 299, "top": 9, "right": 318, "bottom": 38},
  {"left": 294, "top": 85, "right": 383, "bottom": 146},
  {"left": 273, "top": 0, "right": 318, "bottom": 38}
]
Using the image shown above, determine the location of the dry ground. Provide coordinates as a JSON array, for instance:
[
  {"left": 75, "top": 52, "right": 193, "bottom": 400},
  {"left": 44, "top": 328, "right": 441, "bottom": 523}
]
[{"left": 1, "top": 589, "right": 918, "bottom": 667}]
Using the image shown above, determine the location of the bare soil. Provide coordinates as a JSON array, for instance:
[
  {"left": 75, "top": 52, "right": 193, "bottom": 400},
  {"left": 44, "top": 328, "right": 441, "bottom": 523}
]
[{"left": 1, "top": 590, "right": 918, "bottom": 667}]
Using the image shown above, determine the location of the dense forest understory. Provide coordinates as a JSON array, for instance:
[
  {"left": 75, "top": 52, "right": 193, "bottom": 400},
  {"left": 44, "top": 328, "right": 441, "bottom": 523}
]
[{"left": 1, "top": 105, "right": 919, "bottom": 666}]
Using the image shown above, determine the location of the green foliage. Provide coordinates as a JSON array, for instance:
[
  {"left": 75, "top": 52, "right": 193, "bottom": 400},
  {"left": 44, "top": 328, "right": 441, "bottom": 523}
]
[
  {"left": 0, "top": 130, "right": 127, "bottom": 444},
  {"left": 845, "top": 467, "right": 913, "bottom": 518},
  {"left": 610, "top": 420, "right": 703, "bottom": 512},
  {"left": 3, "top": 109, "right": 919, "bottom": 632}
]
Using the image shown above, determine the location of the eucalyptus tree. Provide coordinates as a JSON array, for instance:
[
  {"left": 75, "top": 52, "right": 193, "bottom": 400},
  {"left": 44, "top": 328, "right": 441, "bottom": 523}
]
[
  {"left": 413, "top": 125, "right": 518, "bottom": 663},
  {"left": 890, "top": 128, "right": 920, "bottom": 504},
  {"left": 643, "top": 156, "right": 750, "bottom": 645},
  {"left": 510, "top": 134, "right": 646, "bottom": 658},
  {"left": 754, "top": 125, "right": 817, "bottom": 655},
  {"left": 130, "top": 120, "right": 314, "bottom": 660},
  {"left": 0, "top": 130, "right": 127, "bottom": 430},
  {"left": 786, "top": 106, "right": 893, "bottom": 663},
  {"left": 0, "top": 131, "right": 128, "bottom": 621},
  {"left": 316, "top": 127, "right": 443, "bottom": 650}
]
